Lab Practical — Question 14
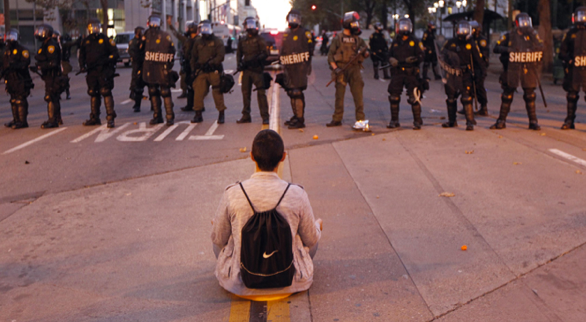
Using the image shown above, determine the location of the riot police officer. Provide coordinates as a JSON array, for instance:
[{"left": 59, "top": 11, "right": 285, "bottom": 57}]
[
  {"left": 327, "top": 11, "right": 369, "bottom": 128},
  {"left": 33, "top": 24, "right": 63, "bottom": 129},
  {"left": 422, "top": 22, "right": 441, "bottom": 80},
  {"left": 128, "top": 26, "right": 146, "bottom": 112},
  {"left": 491, "top": 13, "right": 544, "bottom": 130},
  {"left": 441, "top": 21, "right": 485, "bottom": 131},
  {"left": 387, "top": 18, "right": 425, "bottom": 130},
  {"left": 190, "top": 20, "right": 226, "bottom": 124},
  {"left": 236, "top": 16, "right": 269, "bottom": 124},
  {"left": 279, "top": 10, "right": 313, "bottom": 129},
  {"left": 559, "top": 6, "right": 586, "bottom": 130},
  {"left": 470, "top": 20, "right": 489, "bottom": 116},
  {"left": 61, "top": 33, "right": 81, "bottom": 100},
  {"left": 2, "top": 29, "right": 33, "bottom": 129},
  {"left": 370, "top": 23, "right": 390, "bottom": 80},
  {"left": 143, "top": 15, "right": 177, "bottom": 126},
  {"left": 79, "top": 19, "right": 119, "bottom": 128},
  {"left": 177, "top": 23, "right": 199, "bottom": 112}
]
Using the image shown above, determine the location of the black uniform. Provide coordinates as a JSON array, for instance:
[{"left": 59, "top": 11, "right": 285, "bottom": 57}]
[
  {"left": 369, "top": 31, "right": 390, "bottom": 79},
  {"left": 559, "top": 25, "right": 586, "bottom": 129},
  {"left": 320, "top": 33, "right": 329, "bottom": 56},
  {"left": 79, "top": 33, "right": 119, "bottom": 127},
  {"left": 492, "top": 29, "right": 544, "bottom": 130},
  {"left": 441, "top": 38, "right": 485, "bottom": 129},
  {"left": 387, "top": 34, "right": 425, "bottom": 129},
  {"left": 280, "top": 26, "right": 313, "bottom": 128},
  {"left": 237, "top": 33, "right": 269, "bottom": 122},
  {"left": 473, "top": 33, "right": 489, "bottom": 114},
  {"left": 35, "top": 37, "right": 64, "bottom": 128},
  {"left": 422, "top": 28, "right": 441, "bottom": 80},
  {"left": 180, "top": 34, "right": 198, "bottom": 111},
  {"left": 3, "top": 42, "right": 33, "bottom": 129},
  {"left": 128, "top": 34, "right": 146, "bottom": 111},
  {"left": 142, "top": 28, "right": 177, "bottom": 125}
]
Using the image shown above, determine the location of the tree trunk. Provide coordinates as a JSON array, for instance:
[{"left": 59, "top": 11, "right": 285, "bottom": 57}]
[
  {"left": 537, "top": 0, "right": 553, "bottom": 73},
  {"left": 473, "top": 0, "right": 485, "bottom": 25},
  {"left": 3, "top": 0, "right": 10, "bottom": 31},
  {"left": 380, "top": 0, "right": 388, "bottom": 30},
  {"left": 100, "top": 0, "right": 109, "bottom": 34}
]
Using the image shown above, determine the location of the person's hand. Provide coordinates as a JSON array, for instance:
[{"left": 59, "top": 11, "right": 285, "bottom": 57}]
[
  {"left": 334, "top": 67, "right": 343, "bottom": 75},
  {"left": 406, "top": 56, "right": 418, "bottom": 64},
  {"left": 389, "top": 57, "right": 399, "bottom": 67},
  {"left": 316, "top": 218, "right": 323, "bottom": 231}
]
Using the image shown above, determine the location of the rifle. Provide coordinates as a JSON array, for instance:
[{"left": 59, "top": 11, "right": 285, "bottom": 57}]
[
  {"left": 326, "top": 46, "right": 367, "bottom": 87},
  {"left": 469, "top": 53, "right": 479, "bottom": 111}
]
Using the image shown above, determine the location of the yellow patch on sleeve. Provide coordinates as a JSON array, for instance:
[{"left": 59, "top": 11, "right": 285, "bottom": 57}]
[
  {"left": 293, "top": 35, "right": 298, "bottom": 41},
  {"left": 480, "top": 40, "right": 487, "bottom": 47},
  {"left": 306, "top": 31, "right": 311, "bottom": 38},
  {"left": 419, "top": 42, "right": 424, "bottom": 50},
  {"left": 99, "top": 38, "right": 104, "bottom": 44},
  {"left": 409, "top": 41, "right": 414, "bottom": 47},
  {"left": 13, "top": 49, "right": 18, "bottom": 55},
  {"left": 167, "top": 35, "right": 171, "bottom": 42},
  {"left": 156, "top": 39, "right": 161, "bottom": 44},
  {"left": 23, "top": 50, "right": 29, "bottom": 58},
  {"left": 48, "top": 46, "right": 55, "bottom": 54},
  {"left": 38, "top": 49, "right": 42, "bottom": 54},
  {"left": 466, "top": 43, "right": 472, "bottom": 50}
]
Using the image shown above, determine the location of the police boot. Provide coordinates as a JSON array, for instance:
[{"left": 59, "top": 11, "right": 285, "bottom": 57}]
[
  {"left": 422, "top": 64, "right": 429, "bottom": 80},
  {"left": 412, "top": 103, "right": 422, "bottom": 130},
  {"left": 178, "top": 89, "right": 187, "bottom": 99},
  {"left": 54, "top": 100, "right": 63, "bottom": 125},
  {"left": 236, "top": 114, "right": 252, "bottom": 124},
  {"left": 133, "top": 97, "right": 142, "bottom": 112},
  {"left": 180, "top": 91, "right": 194, "bottom": 112},
  {"left": 66, "top": 88, "right": 71, "bottom": 100},
  {"left": 387, "top": 96, "right": 400, "bottom": 128},
  {"left": 464, "top": 103, "right": 475, "bottom": 131},
  {"left": 191, "top": 110, "right": 203, "bottom": 123},
  {"left": 524, "top": 91, "right": 540, "bottom": 131},
  {"left": 442, "top": 99, "right": 458, "bottom": 128},
  {"left": 163, "top": 96, "right": 175, "bottom": 126},
  {"left": 490, "top": 92, "right": 513, "bottom": 130},
  {"left": 150, "top": 96, "right": 164, "bottom": 125},
  {"left": 13, "top": 101, "right": 29, "bottom": 129},
  {"left": 288, "top": 117, "right": 305, "bottom": 129},
  {"left": 284, "top": 116, "right": 297, "bottom": 126},
  {"left": 5, "top": 102, "right": 18, "bottom": 128},
  {"left": 218, "top": 111, "right": 225, "bottom": 124},
  {"left": 433, "top": 68, "right": 442, "bottom": 81},
  {"left": 41, "top": 101, "right": 59, "bottom": 129},
  {"left": 475, "top": 105, "right": 489, "bottom": 116},
  {"left": 104, "top": 95, "right": 116, "bottom": 128},
  {"left": 562, "top": 93, "right": 578, "bottom": 130},
  {"left": 383, "top": 68, "right": 391, "bottom": 80},
  {"left": 83, "top": 96, "right": 102, "bottom": 126},
  {"left": 374, "top": 68, "right": 380, "bottom": 80}
]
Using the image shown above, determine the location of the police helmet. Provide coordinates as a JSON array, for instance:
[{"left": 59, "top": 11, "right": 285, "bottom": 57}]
[
  {"left": 148, "top": 15, "right": 162, "bottom": 29},
  {"left": 456, "top": 20, "right": 471, "bottom": 39},
  {"left": 573, "top": 7, "right": 586, "bottom": 25},
  {"left": 244, "top": 17, "right": 259, "bottom": 36},
  {"left": 373, "top": 22, "right": 383, "bottom": 32},
  {"left": 287, "top": 9, "right": 301, "bottom": 29},
  {"left": 200, "top": 20, "right": 213, "bottom": 36},
  {"left": 428, "top": 22, "right": 436, "bottom": 30},
  {"left": 34, "top": 24, "right": 54, "bottom": 41},
  {"left": 87, "top": 19, "right": 101, "bottom": 35},
  {"left": 396, "top": 18, "right": 412, "bottom": 36},
  {"left": 5, "top": 29, "right": 19, "bottom": 42},
  {"left": 52, "top": 30, "right": 61, "bottom": 39},
  {"left": 187, "top": 23, "right": 198, "bottom": 35},
  {"left": 469, "top": 20, "right": 481, "bottom": 33},
  {"left": 515, "top": 13, "right": 532, "bottom": 29}
]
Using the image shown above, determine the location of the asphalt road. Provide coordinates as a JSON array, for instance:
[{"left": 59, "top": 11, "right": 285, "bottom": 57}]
[{"left": 1, "top": 53, "right": 586, "bottom": 322}]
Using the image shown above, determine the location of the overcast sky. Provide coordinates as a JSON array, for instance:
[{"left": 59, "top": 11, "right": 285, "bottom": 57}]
[{"left": 253, "top": 0, "right": 292, "bottom": 30}]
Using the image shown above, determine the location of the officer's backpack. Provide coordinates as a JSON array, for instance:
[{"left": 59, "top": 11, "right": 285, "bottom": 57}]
[
  {"left": 239, "top": 183, "right": 295, "bottom": 289},
  {"left": 220, "top": 73, "right": 235, "bottom": 93}
]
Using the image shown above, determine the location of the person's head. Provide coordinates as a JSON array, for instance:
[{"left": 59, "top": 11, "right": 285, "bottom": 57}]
[
  {"left": 147, "top": 15, "right": 161, "bottom": 29},
  {"left": 34, "top": 24, "right": 54, "bottom": 41},
  {"left": 200, "top": 20, "right": 213, "bottom": 39},
  {"left": 187, "top": 22, "right": 198, "bottom": 38},
  {"left": 428, "top": 22, "right": 436, "bottom": 33},
  {"left": 287, "top": 9, "right": 301, "bottom": 29},
  {"left": 469, "top": 20, "right": 481, "bottom": 37},
  {"left": 456, "top": 20, "right": 471, "bottom": 41},
  {"left": 396, "top": 18, "right": 412, "bottom": 38},
  {"left": 574, "top": 7, "right": 586, "bottom": 26},
  {"left": 251, "top": 130, "right": 285, "bottom": 172},
  {"left": 244, "top": 17, "right": 259, "bottom": 37},
  {"left": 87, "top": 19, "right": 101, "bottom": 35},
  {"left": 515, "top": 13, "right": 532, "bottom": 34},
  {"left": 5, "top": 29, "right": 19, "bottom": 45},
  {"left": 343, "top": 11, "right": 361, "bottom": 35},
  {"left": 373, "top": 22, "right": 383, "bottom": 33},
  {"left": 135, "top": 26, "right": 145, "bottom": 38}
]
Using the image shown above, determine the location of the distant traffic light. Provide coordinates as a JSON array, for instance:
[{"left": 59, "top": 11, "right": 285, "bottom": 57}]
[{"left": 311, "top": 5, "right": 317, "bottom": 10}]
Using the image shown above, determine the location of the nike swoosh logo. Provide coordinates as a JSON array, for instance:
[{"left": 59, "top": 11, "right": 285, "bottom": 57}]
[{"left": 263, "top": 250, "right": 278, "bottom": 259}]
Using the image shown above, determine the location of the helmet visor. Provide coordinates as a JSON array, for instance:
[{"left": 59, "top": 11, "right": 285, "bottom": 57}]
[
  {"left": 149, "top": 16, "right": 161, "bottom": 28},
  {"left": 88, "top": 23, "right": 101, "bottom": 34},
  {"left": 576, "top": 10, "right": 586, "bottom": 23},
  {"left": 6, "top": 29, "right": 18, "bottom": 42},
  {"left": 200, "top": 22, "right": 213, "bottom": 35},
  {"left": 244, "top": 19, "right": 258, "bottom": 30},
  {"left": 288, "top": 13, "right": 301, "bottom": 25},
  {"left": 456, "top": 22, "right": 471, "bottom": 36},
  {"left": 35, "top": 25, "right": 52, "bottom": 38},
  {"left": 398, "top": 19, "right": 412, "bottom": 33},
  {"left": 516, "top": 15, "right": 532, "bottom": 28}
]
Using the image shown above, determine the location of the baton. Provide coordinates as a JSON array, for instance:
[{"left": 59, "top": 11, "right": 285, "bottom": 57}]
[
  {"left": 470, "top": 54, "right": 479, "bottom": 111},
  {"left": 536, "top": 74, "right": 548, "bottom": 108},
  {"left": 327, "top": 47, "right": 367, "bottom": 87}
]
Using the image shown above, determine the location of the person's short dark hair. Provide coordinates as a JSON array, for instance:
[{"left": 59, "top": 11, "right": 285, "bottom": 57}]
[{"left": 252, "top": 130, "right": 284, "bottom": 171}]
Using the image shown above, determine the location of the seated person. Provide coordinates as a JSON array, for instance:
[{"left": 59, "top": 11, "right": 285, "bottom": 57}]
[{"left": 211, "top": 129, "right": 322, "bottom": 300}]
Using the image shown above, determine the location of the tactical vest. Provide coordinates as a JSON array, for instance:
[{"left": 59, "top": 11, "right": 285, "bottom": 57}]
[
  {"left": 334, "top": 35, "right": 360, "bottom": 64},
  {"left": 506, "top": 30, "right": 543, "bottom": 89}
]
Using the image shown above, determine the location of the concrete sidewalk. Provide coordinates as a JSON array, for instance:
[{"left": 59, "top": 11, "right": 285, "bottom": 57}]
[{"left": 1, "top": 125, "right": 586, "bottom": 321}]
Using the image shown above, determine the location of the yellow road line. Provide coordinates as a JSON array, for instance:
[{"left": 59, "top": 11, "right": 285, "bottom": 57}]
[
  {"left": 267, "top": 299, "right": 291, "bottom": 322},
  {"left": 229, "top": 300, "right": 251, "bottom": 322}
]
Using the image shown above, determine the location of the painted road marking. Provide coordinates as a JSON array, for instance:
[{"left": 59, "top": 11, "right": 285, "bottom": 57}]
[
  {"left": 267, "top": 299, "right": 290, "bottom": 322},
  {"left": 117, "top": 122, "right": 165, "bottom": 142},
  {"left": 3, "top": 127, "right": 68, "bottom": 155},
  {"left": 71, "top": 123, "right": 131, "bottom": 143},
  {"left": 269, "top": 77, "right": 281, "bottom": 134},
  {"left": 549, "top": 149, "right": 586, "bottom": 167},
  {"left": 229, "top": 300, "right": 250, "bottom": 322},
  {"left": 121, "top": 99, "right": 133, "bottom": 105},
  {"left": 189, "top": 120, "right": 224, "bottom": 140},
  {"left": 153, "top": 121, "right": 197, "bottom": 142},
  {"left": 171, "top": 89, "right": 183, "bottom": 93}
]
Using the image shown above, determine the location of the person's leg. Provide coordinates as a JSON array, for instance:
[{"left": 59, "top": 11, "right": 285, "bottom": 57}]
[
  {"left": 406, "top": 75, "right": 422, "bottom": 130},
  {"left": 329, "top": 70, "right": 346, "bottom": 125},
  {"left": 562, "top": 91, "right": 579, "bottom": 130},
  {"left": 149, "top": 85, "right": 164, "bottom": 124},
  {"left": 443, "top": 85, "right": 458, "bottom": 128},
  {"left": 209, "top": 72, "right": 227, "bottom": 123},
  {"left": 348, "top": 67, "right": 365, "bottom": 121},
  {"left": 523, "top": 87, "right": 540, "bottom": 130},
  {"left": 84, "top": 72, "right": 102, "bottom": 126},
  {"left": 253, "top": 72, "right": 269, "bottom": 123},
  {"left": 475, "top": 70, "right": 489, "bottom": 116},
  {"left": 191, "top": 74, "right": 208, "bottom": 123},
  {"left": 160, "top": 86, "right": 175, "bottom": 125},
  {"left": 239, "top": 70, "right": 253, "bottom": 122},
  {"left": 373, "top": 59, "right": 380, "bottom": 79},
  {"left": 490, "top": 86, "right": 515, "bottom": 130}
]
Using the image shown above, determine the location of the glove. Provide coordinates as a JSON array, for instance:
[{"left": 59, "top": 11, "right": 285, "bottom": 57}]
[
  {"left": 334, "top": 67, "right": 343, "bottom": 75},
  {"left": 389, "top": 57, "right": 399, "bottom": 67},
  {"left": 405, "top": 56, "right": 418, "bottom": 64},
  {"left": 193, "top": 62, "right": 202, "bottom": 70},
  {"left": 238, "top": 61, "right": 248, "bottom": 71}
]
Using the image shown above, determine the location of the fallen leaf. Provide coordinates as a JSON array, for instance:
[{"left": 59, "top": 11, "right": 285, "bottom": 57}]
[
  {"left": 24, "top": 160, "right": 30, "bottom": 164},
  {"left": 461, "top": 245, "right": 468, "bottom": 251},
  {"left": 540, "top": 133, "right": 546, "bottom": 136},
  {"left": 513, "top": 162, "right": 522, "bottom": 165},
  {"left": 371, "top": 133, "right": 375, "bottom": 136},
  {"left": 239, "top": 147, "right": 247, "bottom": 153},
  {"left": 382, "top": 138, "right": 386, "bottom": 141},
  {"left": 376, "top": 195, "right": 380, "bottom": 199},
  {"left": 299, "top": 129, "right": 304, "bottom": 133},
  {"left": 133, "top": 122, "right": 138, "bottom": 125},
  {"left": 577, "top": 170, "right": 583, "bottom": 175},
  {"left": 498, "top": 135, "right": 503, "bottom": 139},
  {"left": 440, "top": 116, "right": 446, "bottom": 120},
  {"left": 313, "top": 135, "right": 318, "bottom": 140},
  {"left": 439, "top": 192, "right": 455, "bottom": 197},
  {"left": 465, "top": 150, "right": 474, "bottom": 154}
]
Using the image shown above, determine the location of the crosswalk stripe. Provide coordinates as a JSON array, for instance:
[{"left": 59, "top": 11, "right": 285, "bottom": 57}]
[
  {"left": 267, "top": 299, "right": 290, "bottom": 322},
  {"left": 549, "top": 148, "right": 586, "bottom": 167},
  {"left": 3, "top": 127, "right": 68, "bottom": 155},
  {"left": 228, "top": 300, "right": 250, "bottom": 322}
]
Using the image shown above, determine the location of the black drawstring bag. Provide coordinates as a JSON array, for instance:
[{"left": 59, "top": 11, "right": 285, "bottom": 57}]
[{"left": 239, "top": 183, "right": 295, "bottom": 289}]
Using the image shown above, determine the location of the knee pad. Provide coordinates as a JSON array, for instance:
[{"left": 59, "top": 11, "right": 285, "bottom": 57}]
[
  {"left": 160, "top": 87, "right": 171, "bottom": 98},
  {"left": 44, "top": 95, "right": 52, "bottom": 103},
  {"left": 148, "top": 86, "right": 160, "bottom": 97},
  {"left": 501, "top": 92, "right": 513, "bottom": 104},
  {"left": 287, "top": 89, "right": 303, "bottom": 98},
  {"left": 567, "top": 92, "right": 579, "bottom": 102},
  {"left": 10, "top": 98, "right": 16, "bottom": 104},
  {"left": 523, "top": 90, "right": 536, "bottom": 102},
  {"left": 88, "top": 89, "right": 99, "bottom": 97},
  {"left": 389, "top": 95, "right": 400, "bottom": 104},
  {"left": 99, "top": 87, "right": 112, "bottom": 97},
  {"left": 461, "top": 95, "right": 473, "bottom": 105}
]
